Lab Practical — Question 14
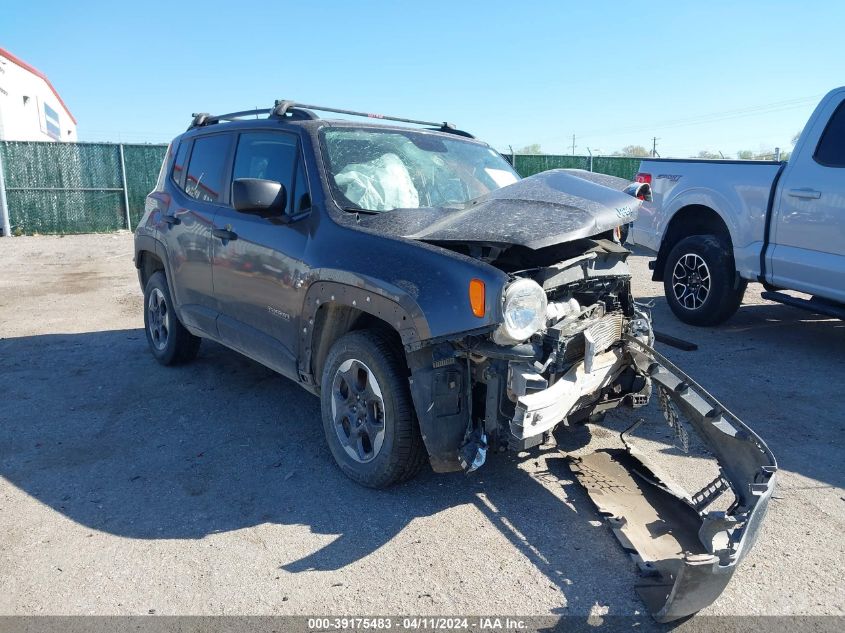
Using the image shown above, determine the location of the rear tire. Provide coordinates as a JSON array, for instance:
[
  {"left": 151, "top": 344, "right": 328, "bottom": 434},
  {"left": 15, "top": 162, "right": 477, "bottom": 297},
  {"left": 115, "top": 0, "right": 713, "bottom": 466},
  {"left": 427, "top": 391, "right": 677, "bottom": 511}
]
[
  {"left": 663, "top": 235, "right": 746, "bottom": 326},
  {"left": 320, "top": 329, "right": 425, "bottom": 488},
  {"left": 143, "top": 271, "right": 201, "bottom": 365}
]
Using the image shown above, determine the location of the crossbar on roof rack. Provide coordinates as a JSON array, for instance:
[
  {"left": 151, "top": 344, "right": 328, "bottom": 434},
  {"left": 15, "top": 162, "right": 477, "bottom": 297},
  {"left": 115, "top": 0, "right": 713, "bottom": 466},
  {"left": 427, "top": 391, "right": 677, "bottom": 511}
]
[{"left": 272, "top": 100, "right": 457, "bottom": 131}]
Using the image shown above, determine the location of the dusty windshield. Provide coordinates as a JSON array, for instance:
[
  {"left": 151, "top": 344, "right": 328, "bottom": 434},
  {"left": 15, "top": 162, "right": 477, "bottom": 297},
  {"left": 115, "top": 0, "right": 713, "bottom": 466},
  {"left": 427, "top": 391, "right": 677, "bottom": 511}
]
[{"left": 321, "top": 127, "right": 519, "bottom": 212}]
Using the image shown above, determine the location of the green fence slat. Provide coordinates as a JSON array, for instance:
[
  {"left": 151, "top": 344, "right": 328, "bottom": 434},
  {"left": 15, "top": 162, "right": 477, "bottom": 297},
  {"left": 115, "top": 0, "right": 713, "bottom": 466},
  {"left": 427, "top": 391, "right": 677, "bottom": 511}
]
[
  {"left": 512, "top": 154, "right": 642, "bottom": 181},
  {"left": 0, "top": 140, "right": 167, "bottom": 234},
  {"left": 123, "top": 144, "right": 168, "bottom": 226}
]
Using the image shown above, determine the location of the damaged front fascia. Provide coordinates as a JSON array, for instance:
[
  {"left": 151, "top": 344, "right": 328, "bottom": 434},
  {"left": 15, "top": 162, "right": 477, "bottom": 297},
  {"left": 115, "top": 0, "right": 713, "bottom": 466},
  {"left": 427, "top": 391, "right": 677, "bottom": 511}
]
[
  {"left": 407, "top": 326, "right": 778, "bottom": 621},
  {"left": 570, "top": 334, "right": 778, "bottom": 623},
  {"left": 405, "top": 243, "right": 636, "bottom": 470}
]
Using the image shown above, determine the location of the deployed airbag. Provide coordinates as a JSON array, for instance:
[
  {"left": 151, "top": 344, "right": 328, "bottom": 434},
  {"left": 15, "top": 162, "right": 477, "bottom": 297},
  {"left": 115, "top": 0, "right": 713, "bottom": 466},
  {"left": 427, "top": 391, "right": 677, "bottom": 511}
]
[{"left": 335, "top": 153, "right": 419, "bottom": 211}]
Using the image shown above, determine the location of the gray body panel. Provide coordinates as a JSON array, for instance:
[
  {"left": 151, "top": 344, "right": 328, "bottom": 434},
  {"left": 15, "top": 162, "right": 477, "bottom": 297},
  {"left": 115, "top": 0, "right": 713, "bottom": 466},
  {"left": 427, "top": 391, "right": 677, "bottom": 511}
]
[
  {"left": 161, "top": 191, "right": 222, "bottom": 336},
  {"left": 769, "top": 88, "right": 845, "bottom": 302}
]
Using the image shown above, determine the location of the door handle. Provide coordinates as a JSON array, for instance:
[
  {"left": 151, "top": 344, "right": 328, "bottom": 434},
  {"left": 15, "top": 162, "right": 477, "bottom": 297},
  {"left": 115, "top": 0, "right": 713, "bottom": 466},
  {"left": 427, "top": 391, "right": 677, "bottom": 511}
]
[
  {"left": 787, "top": 188, "right": 822, "bottom": 199},
  {"left": 212, "top": 227, "right": 238, "bottom": 241},
  {"left": 161, "top": 214, "right": 180, "bottom": 226}
]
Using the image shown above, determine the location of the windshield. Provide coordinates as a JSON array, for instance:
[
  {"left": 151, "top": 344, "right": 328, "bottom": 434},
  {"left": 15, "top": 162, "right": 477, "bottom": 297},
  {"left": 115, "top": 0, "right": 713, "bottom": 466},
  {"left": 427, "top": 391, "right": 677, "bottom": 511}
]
[{"left": 321, "top": 127, "right": 519, "bottom": 212}]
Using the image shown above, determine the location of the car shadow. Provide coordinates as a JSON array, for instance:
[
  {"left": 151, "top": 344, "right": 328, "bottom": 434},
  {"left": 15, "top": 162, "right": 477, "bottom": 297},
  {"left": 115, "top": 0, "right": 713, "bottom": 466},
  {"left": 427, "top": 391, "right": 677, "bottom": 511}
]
[
  {"left": 0, "top": 329, "right": 653, "bottom": 621},
  {"left": 2, "top": 302, "right": 840, "bottom": 619}
]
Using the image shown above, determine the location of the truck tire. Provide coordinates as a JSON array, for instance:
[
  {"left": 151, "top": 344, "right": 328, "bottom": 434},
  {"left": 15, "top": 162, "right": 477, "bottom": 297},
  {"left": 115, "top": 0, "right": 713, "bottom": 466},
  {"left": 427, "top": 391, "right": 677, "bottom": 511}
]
[
  {"left": 663, "top": 235, "right": 747, "bottom": 326},
  {"left": 320, "top": 329, "right": 426, "bottom": 488},
  {"left": 143, "top": 271, "right": 201, "bottom": 365}
]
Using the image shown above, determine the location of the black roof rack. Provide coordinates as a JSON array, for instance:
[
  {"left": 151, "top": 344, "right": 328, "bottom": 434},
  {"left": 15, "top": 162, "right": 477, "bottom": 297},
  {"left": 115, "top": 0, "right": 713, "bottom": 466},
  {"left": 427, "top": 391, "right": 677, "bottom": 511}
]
[{"left": 188, "top": 101, "right": 474, "bottom": 138}]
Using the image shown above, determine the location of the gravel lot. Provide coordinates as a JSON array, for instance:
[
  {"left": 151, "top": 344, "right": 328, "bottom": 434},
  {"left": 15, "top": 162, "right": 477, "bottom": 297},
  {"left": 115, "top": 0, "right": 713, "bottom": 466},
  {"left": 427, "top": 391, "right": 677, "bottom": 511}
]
[{"left": 0, "top": 233, "right": 843, "bottom": 627}]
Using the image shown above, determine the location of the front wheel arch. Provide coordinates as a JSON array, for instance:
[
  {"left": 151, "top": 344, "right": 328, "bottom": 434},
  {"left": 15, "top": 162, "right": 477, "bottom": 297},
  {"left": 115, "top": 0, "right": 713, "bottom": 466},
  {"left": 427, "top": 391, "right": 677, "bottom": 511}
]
[
  {"left": 654, "top": 205, "right": 733, "bottom": 282},
  {"left": 299, "top": 281, "right": 427, "bottom": 387}
]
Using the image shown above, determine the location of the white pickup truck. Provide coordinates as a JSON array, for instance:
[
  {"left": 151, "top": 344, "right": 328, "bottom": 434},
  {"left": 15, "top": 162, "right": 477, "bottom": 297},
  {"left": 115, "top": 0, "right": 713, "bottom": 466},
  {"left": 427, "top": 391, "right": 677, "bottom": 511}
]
[{"left": 631, "top": 87, "right": 845, "bottom": 325}]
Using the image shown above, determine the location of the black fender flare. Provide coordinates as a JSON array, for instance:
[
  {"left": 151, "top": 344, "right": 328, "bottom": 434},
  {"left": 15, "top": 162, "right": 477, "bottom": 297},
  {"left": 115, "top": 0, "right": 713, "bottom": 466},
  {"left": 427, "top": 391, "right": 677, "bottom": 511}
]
[
  {"left": 133, "top": 235, "right": 189, "bottom": 322},
  {"left": 299, "top": 279, "right": 431, "bottom": 381},
  {"left": 300, "top": 279, "right": 474, "bottom": 473},
  {"left": 133, "top": 234, "right": 165, "bottom": 271},
  {"left": 133, "top": 234, "right": 170, "bottom": 288}
]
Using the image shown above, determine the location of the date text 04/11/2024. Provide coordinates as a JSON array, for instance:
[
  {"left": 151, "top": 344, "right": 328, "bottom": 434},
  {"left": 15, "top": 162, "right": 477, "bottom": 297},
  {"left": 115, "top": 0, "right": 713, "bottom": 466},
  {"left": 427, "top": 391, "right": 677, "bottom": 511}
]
[{"left": 306, "top": 617, "right": 527, "bottom": 630}]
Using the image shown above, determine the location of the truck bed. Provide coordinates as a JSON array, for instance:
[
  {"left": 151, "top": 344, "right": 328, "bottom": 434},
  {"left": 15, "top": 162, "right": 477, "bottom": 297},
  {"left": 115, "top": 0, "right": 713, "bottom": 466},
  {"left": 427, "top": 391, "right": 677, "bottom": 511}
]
[{"left": 631, "top": 159, "right": 783, "bottom": 280}]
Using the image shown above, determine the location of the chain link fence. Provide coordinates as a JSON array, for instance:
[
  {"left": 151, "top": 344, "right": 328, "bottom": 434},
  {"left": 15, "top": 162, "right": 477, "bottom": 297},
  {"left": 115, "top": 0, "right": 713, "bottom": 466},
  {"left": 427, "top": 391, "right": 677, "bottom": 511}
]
[
  {"left": 0, "top": 141, "right": 167, "bottom": 235},
  {"left": 0, "top": 141, "right": 643, "bottom": 235},
  {"left": 512, "top": 154, "right": 642, "bottom": 181}
]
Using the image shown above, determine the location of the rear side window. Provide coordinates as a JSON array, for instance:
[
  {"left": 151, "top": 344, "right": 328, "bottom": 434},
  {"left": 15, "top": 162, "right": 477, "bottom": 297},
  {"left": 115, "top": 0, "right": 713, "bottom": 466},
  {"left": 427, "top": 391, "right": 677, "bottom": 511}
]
[
  {"left": 185, "top": 134, "right": 231, "bottom": 203},
  {"left": 233, "top": 132, "right": 299, "bottom": 213},
  {"left": 171, "top": 141, "right": 190, "bottom": 187},
  {"left": 814, "top": 101, "right": 845, "bottom": 167}
]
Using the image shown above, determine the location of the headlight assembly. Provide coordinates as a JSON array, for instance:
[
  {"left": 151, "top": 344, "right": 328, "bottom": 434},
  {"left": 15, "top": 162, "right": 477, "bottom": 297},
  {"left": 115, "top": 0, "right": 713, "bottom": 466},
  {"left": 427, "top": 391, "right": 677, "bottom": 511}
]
[{"left": 493, "top": 278, "right": 548, "bottom": 345}]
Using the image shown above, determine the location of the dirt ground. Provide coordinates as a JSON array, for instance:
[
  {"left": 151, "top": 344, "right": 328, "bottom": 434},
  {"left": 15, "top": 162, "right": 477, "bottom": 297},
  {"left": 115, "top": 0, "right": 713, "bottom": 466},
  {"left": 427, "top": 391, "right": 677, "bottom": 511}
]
[{"left": 0, "top": 233, "right": 843, "bottom": 627}]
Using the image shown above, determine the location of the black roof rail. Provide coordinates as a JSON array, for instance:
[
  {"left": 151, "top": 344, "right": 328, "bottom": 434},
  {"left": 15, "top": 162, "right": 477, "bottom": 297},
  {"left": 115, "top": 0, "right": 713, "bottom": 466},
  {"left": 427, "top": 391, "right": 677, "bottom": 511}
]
[
  {"left": 188, "top": 106, "right": 320, "bottom": 130},
  {"left": 188, "top": 101, "right": 474, "bottom": 138},
  {"left": 272, "top": 100, "right": 474, "bottom": 138}
]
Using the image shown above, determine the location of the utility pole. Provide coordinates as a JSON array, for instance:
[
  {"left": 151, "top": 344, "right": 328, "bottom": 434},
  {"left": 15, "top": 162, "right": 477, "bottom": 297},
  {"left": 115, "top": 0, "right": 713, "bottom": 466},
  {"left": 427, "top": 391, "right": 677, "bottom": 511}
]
[
  {"left": 651, "top": 137, "right": 660, "bottom": 158},
  {"left": 571, "top": 134, "right": 576, "bottom": 156}
]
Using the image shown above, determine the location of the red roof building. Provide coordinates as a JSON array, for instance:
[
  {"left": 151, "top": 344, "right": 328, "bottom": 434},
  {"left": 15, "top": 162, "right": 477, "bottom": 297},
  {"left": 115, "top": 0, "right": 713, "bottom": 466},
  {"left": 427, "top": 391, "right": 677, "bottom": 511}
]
[{"left": 0, "top": 47, "right": 77, "bottom": 142}]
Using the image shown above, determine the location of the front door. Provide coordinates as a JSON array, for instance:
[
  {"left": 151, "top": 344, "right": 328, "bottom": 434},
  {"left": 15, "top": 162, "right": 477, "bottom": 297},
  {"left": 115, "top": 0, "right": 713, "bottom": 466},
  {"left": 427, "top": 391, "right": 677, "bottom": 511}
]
[
  {"left": 770, "top": 95, "right": 845, "bottom": 303},
  {"left": 211, "top": 130, "right": 313, "bottom": 378}
]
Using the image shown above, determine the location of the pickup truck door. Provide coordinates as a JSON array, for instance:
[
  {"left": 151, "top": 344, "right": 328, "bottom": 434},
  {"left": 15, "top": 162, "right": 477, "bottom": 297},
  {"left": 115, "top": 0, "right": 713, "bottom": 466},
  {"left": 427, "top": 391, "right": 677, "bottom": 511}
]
[
  {"left": 770, "top": 95, "right": 845, "bottom": 303},
  {"left": 211, "top": 130, "right": 312, "bottom": 379},
  {"left": 159, "top": 134, "right": 233, "bottom": 335}
]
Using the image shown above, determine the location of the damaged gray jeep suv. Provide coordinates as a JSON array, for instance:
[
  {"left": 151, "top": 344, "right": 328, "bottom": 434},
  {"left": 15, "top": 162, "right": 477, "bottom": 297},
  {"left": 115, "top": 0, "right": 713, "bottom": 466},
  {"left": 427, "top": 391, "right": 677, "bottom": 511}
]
[{"left": 134, "top": 101, "right": 776, "bottom": 621}]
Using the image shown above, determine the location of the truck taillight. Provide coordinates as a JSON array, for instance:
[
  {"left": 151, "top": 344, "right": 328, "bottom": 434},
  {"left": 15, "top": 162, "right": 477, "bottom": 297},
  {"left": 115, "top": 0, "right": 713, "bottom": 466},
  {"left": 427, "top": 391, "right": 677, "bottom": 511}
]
[{"left": 636, "top": 172, "right": 652, "bottom": 184}]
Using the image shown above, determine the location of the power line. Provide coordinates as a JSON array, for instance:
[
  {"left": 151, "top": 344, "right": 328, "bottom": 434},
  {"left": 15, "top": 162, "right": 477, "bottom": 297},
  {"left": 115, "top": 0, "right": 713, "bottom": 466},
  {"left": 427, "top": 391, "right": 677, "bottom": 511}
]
[{"left": 572, "top": 94, "right": 822, "bottom": 141}]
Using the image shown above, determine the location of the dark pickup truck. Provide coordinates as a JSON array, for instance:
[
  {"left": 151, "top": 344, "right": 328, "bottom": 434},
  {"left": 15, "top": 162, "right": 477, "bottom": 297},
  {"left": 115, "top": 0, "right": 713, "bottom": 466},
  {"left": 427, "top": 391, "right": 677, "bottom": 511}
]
[{"left": 134, "top": 101, "right": 776, "bottom": 622}]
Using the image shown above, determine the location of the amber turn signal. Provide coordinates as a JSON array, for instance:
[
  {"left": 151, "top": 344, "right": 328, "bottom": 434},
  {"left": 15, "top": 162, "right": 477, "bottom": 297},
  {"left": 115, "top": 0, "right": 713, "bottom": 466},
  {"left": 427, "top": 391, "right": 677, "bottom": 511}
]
[{"left": 469, "top": 279, "right": 486, "bottom": 318}]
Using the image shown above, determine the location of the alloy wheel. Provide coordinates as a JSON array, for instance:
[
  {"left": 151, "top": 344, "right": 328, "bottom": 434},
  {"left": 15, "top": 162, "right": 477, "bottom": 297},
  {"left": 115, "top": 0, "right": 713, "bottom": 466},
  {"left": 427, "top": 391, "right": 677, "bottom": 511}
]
[
  {"left": 672, "top": 253, "right": 712, "bottom": 310},
  {"left": 147, "top": 287, "right": 170, "bottom": 351},
  {"left": 330, "top": 359, "right": 386, "bottom": 463}
]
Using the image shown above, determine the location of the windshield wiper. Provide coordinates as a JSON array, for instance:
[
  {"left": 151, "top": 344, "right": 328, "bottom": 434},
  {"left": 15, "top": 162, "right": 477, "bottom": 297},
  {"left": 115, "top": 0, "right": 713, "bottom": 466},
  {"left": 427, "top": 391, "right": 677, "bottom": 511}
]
[{"left": 342, "top": 206, "right": 380, "bottom": 215}]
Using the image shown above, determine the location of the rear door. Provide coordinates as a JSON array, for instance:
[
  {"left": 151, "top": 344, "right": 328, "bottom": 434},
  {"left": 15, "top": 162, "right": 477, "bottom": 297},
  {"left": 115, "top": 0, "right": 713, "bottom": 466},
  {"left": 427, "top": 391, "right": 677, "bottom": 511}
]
[
  {"left": 159, "top": 133, "right": 233, "bottom": 334},
  {"left": 770, "top": 93, "right": 845, "bottom": 302},
  {"left": 211, "top": 129, "right": 312, "bottom": 378}
]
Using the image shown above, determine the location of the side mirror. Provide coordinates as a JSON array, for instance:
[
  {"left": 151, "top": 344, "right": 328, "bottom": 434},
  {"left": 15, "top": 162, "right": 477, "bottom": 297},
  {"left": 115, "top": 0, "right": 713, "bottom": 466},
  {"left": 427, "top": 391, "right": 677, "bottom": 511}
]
[{"left": 232, "top": 178, "right": 287, "bottom": 215}]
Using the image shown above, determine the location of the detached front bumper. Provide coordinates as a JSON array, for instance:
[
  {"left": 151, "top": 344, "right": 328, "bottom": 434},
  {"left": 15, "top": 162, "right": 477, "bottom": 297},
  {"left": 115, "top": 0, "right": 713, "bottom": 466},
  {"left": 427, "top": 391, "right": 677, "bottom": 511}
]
[
  {"left": 511, "top": 347, "right": 627, "bottom": 440},
  {"left": 569, "top": 335, "right": 777, "bottom": 622},
  {"left": 409, "top": 321, "right": 776, "bottom": 621}
]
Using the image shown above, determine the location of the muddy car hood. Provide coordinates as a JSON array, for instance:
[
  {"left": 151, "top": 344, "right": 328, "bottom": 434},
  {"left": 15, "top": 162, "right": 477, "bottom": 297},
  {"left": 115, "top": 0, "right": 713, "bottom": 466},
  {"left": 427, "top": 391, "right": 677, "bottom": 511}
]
[{"left": 355, "top": 170, "right": 639, "bottom": 251}]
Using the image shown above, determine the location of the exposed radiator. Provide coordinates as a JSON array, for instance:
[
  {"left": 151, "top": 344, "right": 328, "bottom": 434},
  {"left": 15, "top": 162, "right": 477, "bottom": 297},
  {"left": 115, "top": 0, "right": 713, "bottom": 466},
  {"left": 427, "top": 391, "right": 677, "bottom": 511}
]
[{"left": 559, "top": 312, "right": 624, "bottom": 363}]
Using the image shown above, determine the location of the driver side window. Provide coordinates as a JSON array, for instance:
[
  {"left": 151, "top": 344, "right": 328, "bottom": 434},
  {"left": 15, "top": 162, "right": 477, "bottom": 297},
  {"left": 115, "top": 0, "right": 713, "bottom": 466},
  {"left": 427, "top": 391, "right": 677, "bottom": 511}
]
[{"left": 233, "top": 132, "right": 309, "bottom": 214}]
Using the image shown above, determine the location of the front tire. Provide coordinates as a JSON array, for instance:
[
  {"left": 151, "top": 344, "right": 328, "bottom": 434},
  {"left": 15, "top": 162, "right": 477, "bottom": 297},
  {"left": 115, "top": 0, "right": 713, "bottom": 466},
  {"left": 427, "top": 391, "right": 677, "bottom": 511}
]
[
  {"left": 663, "top": 235, "right": 746, "bottom": 326},
  {"left": 320, "top": 330, "right": 426, "bottom": 488},
  {"left": 143, "top": 271, "right": 201, "bottom": 365}
]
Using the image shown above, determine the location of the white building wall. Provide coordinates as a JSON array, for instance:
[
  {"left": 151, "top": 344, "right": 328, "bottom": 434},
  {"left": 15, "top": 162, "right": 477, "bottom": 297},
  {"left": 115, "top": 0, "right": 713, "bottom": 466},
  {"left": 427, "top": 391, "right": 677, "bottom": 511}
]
[{"left": 0, "top": 50, "right": 77, "bottom": 142}]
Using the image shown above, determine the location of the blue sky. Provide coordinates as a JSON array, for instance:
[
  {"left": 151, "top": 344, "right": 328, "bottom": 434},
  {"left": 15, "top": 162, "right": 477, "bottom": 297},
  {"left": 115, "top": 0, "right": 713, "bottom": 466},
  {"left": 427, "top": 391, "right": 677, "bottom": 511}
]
[{"left": 3, "top": 0, "right": 843, "bottom": 157}]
